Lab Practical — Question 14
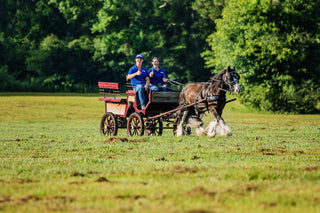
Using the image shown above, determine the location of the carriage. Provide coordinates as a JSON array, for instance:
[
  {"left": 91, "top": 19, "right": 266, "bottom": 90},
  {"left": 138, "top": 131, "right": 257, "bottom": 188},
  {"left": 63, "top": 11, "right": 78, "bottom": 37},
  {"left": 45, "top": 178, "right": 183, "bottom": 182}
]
[
  {"left": 98, "top": 82, "right": 183, "bottom": 136},
  {"left": 99, "top": 66, "right": 241, "bottom": 137}
]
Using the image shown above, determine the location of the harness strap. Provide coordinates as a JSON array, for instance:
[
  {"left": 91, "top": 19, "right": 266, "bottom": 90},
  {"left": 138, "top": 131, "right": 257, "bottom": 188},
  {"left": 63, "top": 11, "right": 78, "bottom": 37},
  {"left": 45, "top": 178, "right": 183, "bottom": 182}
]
[
  {"left": 181, "top": 79, "right": 228, "bottom": 113},
  {"left": 195, "top": 81, "right": 226, "bottom": 112},
  {"left": 206, "top": 95, "right": 225, "bottom": 102}
]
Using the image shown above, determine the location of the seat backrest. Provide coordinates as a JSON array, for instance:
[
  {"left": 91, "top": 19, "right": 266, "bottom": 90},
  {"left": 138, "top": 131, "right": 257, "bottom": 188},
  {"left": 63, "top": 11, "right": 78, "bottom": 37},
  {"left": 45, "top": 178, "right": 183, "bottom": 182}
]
[
  {"left": 98, "top": 82, "right": 119, "bottom": 90},
  {"left": 98, "top": 82, "right": 120, "bottom": 98}
]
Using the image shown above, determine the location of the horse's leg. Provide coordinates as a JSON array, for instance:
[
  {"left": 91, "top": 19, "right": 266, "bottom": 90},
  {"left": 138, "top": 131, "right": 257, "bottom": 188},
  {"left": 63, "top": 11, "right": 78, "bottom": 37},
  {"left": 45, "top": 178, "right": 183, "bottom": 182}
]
[
  {"left": 207, "top": 107, "right": 232, "bottom": 137},
  {"left": 196, "top": 122, "right": 207, "bottom": 136},
  {"left": 206, "top": 118, "right": 218, "bottom": 137},
  {"left": 186, "top": 115, "right": 206, "bottom": 136},
  {"left": 176, "top": 109, "right": 189, "bottom": 136},
  {"left": 216, "top": 118, "right": 232, "bottom": 136},
  {"left": 198, "top": 112, "right": 208, "bottom": 136}
]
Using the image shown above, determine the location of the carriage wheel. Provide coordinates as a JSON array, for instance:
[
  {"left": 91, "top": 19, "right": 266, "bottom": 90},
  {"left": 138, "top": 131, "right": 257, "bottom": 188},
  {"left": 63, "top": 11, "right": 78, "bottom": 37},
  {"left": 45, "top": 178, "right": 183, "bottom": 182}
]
[
  {"left": 146, "top": 119, "right": 163, "bottom": 136},
  {"left": 127, "top": 112, "right": 144, "bottom": 136},
  {"left": 100, "top": 112, "right": 118, "bottom": 136}
]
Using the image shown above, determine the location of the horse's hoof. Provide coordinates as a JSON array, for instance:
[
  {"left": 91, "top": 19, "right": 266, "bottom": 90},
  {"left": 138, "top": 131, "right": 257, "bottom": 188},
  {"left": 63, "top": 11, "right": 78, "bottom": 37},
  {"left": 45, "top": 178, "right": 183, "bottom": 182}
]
[
  {"left": 197, "top": 131, "right": 207, "bottom": 136},
  {"left": 226, "top": 132, "right": 232, "bottom": 136}
]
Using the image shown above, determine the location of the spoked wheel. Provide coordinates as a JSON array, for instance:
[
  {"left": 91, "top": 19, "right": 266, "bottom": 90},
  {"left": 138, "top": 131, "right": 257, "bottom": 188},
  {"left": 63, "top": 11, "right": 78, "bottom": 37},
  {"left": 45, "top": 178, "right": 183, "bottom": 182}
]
[
  {"left": 100, "top": 112, "right": 118, "bottom": 136},
  {"left": 145, "top": 119, "right": 163, "bottom": 136},
  {"left": 127, "top": 112, "right": 144, "bottom": 136}
]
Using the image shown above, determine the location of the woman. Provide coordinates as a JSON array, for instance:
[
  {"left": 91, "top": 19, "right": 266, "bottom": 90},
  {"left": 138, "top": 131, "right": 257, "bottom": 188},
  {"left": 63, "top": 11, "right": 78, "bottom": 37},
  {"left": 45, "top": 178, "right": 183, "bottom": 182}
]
[{"left": 148, "top": 57, "right": 173, "bottom": 91}]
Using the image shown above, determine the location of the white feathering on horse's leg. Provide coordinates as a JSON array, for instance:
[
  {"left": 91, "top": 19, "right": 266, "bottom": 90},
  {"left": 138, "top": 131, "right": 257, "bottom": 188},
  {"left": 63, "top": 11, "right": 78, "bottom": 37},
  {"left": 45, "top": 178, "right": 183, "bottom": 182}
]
[
  {"left": 206, "top": 119, "right": 218, "bottom": 137},
  {"left": 216, "top": 120, "right": 232, "bottom": 136},
  {"left": 176, "top": 110, "right": 189, "bottom": 137},
  {"left": 186, "top": 117, "right": 202, "bottom": 128},
  {"left": 186, "top": 116, "right": 206, "bottom": 136},
  {"left": 196, "top": 126, "right": 207, "bottom": 136},
  {"left": 176, "top": 122, "right": 183, "bottom": 136}
]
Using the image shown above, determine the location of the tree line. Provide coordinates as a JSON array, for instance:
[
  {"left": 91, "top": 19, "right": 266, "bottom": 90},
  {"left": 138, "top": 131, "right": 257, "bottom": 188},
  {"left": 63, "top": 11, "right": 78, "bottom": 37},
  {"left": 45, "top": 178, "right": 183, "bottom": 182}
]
[{"left": 0, "top": 0, "right": 319, "bottom": 113}]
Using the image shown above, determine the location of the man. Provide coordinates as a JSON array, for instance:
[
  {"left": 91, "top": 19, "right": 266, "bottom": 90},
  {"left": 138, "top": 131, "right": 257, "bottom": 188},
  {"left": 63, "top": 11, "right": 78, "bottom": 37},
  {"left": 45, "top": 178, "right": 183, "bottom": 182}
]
[{"left": 127, "top": 54, "right": 158, "bottom": 110}]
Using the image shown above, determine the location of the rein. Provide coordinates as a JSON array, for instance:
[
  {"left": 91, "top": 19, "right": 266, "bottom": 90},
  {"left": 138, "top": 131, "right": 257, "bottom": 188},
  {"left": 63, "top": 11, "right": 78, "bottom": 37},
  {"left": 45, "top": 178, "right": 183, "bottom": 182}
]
[{"left": 167, "top": 79, "right": 183, "bottom": 87}]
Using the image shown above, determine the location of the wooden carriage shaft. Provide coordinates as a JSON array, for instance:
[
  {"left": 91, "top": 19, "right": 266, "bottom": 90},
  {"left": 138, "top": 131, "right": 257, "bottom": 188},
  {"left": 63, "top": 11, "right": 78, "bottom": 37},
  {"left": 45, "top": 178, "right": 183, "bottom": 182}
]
[
  {"left": 147, "top": 98, "right": 236, "bottom": 121},
  {"left": 147, "top": 98, "right": 206, "bottom": 120}
]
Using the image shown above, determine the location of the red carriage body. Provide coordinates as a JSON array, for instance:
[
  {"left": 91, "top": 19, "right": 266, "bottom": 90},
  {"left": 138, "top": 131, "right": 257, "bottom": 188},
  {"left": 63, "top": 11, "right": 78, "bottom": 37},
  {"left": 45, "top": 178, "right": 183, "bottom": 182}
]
[{"left": 98, "top": 82, "right": 180, "bottom": 136}]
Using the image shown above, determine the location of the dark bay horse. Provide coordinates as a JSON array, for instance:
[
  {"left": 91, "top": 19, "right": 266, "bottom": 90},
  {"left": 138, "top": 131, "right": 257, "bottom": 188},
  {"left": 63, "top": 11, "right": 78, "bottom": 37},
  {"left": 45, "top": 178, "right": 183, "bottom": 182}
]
[{"left": 174, "top": 66, "right": 241, "bottom": 137}]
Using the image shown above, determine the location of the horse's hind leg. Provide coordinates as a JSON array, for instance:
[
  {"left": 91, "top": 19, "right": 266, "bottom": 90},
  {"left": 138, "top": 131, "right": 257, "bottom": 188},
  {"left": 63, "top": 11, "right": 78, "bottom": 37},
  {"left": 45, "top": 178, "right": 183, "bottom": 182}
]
[
  {"left": 176, "top": 110, "right": 189, "bottom": 136},
  {"left": 196, "top": 125, "right": 206, "bottom": 136},
  {"left": 186, "top": 115, "right": 206, "bottom": 136}
]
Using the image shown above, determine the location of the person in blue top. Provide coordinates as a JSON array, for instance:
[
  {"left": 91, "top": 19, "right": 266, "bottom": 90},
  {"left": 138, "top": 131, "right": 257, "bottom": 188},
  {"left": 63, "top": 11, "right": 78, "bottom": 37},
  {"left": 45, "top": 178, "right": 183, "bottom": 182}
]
[
  {"left": 127, "top": 54, "right": 158, "bottom": 110},
  {"left": 148, "top": 57, "right": 173, "bottom": 91}
]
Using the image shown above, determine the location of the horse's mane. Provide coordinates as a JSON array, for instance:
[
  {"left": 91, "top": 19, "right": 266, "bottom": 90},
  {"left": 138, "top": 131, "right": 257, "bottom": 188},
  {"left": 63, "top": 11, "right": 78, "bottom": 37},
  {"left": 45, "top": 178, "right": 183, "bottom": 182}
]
[{"left": 213, "top": 68, "right": 227, "bottom": 81}]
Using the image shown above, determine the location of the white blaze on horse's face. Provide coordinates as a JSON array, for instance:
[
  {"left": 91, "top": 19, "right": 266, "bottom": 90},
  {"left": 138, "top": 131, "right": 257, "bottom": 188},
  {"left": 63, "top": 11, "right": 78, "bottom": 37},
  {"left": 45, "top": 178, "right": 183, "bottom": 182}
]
[
  {"left": 226, "top": 71, "right": 241, "bottom": 94},
  {"left": 233, "top": 76, "right": 241, "bottom": 94}
]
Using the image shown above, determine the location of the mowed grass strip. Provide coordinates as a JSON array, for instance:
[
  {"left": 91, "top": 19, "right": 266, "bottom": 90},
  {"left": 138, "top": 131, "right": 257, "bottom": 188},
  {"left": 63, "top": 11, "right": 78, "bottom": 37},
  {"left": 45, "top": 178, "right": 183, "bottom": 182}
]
[{"left": 0, "top": 93, "right": 319, "bottom": 213}]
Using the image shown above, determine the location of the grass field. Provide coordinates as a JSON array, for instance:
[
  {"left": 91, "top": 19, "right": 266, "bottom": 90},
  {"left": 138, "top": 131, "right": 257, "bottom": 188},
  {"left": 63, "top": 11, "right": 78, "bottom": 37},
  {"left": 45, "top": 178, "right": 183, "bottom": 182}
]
[{"left": 0, "top": 93, "right": 319, "bottom": 213}]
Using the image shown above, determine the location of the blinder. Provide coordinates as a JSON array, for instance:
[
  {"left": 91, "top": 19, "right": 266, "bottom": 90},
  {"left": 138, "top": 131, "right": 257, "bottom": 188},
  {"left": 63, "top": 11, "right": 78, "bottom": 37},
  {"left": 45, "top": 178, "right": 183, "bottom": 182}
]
[{"left": 224, "top": 71, "right": 240, "bottom": 88}]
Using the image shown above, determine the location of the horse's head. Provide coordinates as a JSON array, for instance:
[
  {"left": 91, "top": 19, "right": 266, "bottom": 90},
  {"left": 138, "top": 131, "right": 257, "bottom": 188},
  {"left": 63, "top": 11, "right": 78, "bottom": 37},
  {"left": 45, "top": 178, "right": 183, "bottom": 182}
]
[{"left": 223, "top": 66, "right": 241, "bottom": 94}]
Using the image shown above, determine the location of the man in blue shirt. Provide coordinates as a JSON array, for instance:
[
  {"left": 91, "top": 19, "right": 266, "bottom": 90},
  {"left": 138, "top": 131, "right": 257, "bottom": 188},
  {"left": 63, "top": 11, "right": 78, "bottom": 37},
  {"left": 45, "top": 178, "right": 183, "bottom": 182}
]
[
  {"left": 148, "top": 57, "right": 173, "bottom": 91},
  {"left": 127, "top": 54, "right": 158, "bottom": 110}
]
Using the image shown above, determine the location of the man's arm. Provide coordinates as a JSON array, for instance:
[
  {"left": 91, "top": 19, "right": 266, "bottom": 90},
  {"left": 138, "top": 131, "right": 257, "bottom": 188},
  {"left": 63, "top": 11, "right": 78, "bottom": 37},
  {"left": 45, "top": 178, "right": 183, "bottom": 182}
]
[
  {"left": 127, "top": 72, "right": 137, "bottom": 80},
  {"left": 145, "top": 77, "right": 150, "bottom": 91},
  {"left": 127, "top": 69, "right": 142, "bottom": 80}
]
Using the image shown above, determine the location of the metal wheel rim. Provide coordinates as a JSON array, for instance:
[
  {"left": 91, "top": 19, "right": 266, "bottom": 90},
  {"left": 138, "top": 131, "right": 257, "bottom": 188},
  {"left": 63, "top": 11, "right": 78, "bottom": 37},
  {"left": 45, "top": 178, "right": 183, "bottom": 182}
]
[
  {"left": 100, "top": 113, "right": 117, "bottom": 136},
  {"left": 127, "top": 113, "right": 144, "bottom": 136}
]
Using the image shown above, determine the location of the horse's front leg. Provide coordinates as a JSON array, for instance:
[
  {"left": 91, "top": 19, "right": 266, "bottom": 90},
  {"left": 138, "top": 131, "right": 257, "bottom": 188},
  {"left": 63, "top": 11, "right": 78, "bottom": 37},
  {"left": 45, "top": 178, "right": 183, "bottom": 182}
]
[
  {"left": 207, "top": 107, "right": 232, "bottom": 137},
  {"left": 206, "top": 118, "right": 218, "bottom": 137}
]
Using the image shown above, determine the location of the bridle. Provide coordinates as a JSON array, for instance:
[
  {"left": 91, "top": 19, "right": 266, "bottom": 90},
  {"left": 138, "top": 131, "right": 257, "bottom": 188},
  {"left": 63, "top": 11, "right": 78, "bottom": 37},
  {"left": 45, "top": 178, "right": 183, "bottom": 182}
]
[{"left": 213, "top": 71, "right": 240, "bottom": 93}]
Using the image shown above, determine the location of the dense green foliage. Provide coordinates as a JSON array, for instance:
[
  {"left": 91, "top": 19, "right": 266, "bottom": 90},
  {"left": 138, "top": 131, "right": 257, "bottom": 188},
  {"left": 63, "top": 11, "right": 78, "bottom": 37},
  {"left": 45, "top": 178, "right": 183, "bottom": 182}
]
[
  {"left": 203, "top": 0, "right": 320, "bottom": 113},
  {"left": 0, "top": 0, "right": 217, "bottom": 92},
  {"left": 0, "top": 0, "right": 319, "bottom": 113}
]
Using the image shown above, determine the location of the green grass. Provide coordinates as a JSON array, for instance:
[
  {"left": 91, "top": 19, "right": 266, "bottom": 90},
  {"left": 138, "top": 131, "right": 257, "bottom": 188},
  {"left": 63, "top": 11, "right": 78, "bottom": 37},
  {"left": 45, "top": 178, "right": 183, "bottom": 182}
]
[{"left": 0, "top": 93, "right": 319, "bottom": 213}]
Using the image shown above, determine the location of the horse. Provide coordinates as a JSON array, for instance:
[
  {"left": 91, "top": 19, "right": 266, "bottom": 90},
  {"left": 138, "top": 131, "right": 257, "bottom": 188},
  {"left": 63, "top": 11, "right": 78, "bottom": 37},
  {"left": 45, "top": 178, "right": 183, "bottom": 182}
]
[{"left": 174, "top": 66, "right": 241, "bottom": 137}]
